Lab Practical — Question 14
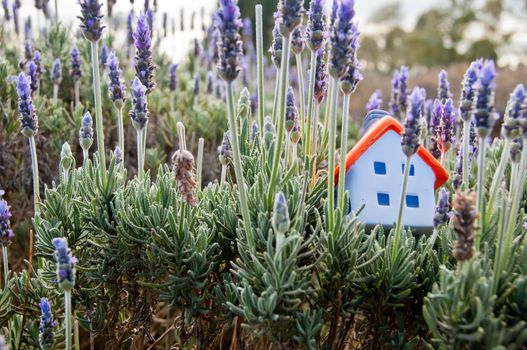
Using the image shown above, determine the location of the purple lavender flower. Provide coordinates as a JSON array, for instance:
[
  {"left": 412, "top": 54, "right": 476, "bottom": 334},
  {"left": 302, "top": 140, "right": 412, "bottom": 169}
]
[
  {"left": 215, "top": 80, "right": 222, "bottom": 99},
  {"left": 168, "top": 63, "right": 178, "bottom": 91},
  {"left": 276, "top": 0, "right": 304, "bottom": 36},
  {"left": 127, "top": 11, "right": 134, "bottom": 46},
  {"left": 133, "top": 14, "right": 155, "bottom": 93},
  {"left": 250, "top": 93, "right": 258, "bottom": 116},
  {"left": 12, "top": 2, "right": 19, "bottom": 35},
  {"left": 24, "top": 17, "right": 31, "bottom": 40},
  {"left": 291, "top": 25, "right": 305, "bottom": 55},
  {"left": 251, "top": 120, "right": 259, "bottom": 141},
  {"left": 114, "top": 146, "right": 122, "bottom": 165},
  {"left": 269, "top": 22, "right": 283, "bottom": 67},
  {"left": 129, "top": 77, "right": 148, "bottom": 130},
  {"left": 2, "top": 0, "right": 9, "bottom": 21},
  {"left": 264, "top": 115, "right": 276, "bottom": 148},
  {"left": 328, "top": 0, "right": 355, "bottom": 79},
  {"left": 438, "top": 98, "right": 456, "bottom": 152},
  {"left": 193, "top": 73, "right": 200, "bottom": 96},
  {"left": 100, "top": 43, "right": 108, "bottom": 67},
  {"left": 285, "top": 86, "right": 299, "bottom": 132},
  {"left": 70, "top": 46, "right": 82, "bottom": 82},
  {"left": 365, "top": 90, "right": 382, "bottom": 111},
  {"left": 218, "top": 130, "right": 232, "bottom": 165},
  {"left": 472, "top": 60, "right": 497, "bottom": 136},
  {"left": 459, "top": 59, "right": 483, "bottom": 122},
  {"left": 242, "top": 17, "right": 255, "bottom": 56},
  {"left": 52, "top": 237, "right": 76, "bottom": 291},
  {"left": 0, "top": 190, "right": 14, "bottom": 247},
  {"left": 106, "top": 51, "right": 126, "bottom": 106},
  {"left": 78, "top": 0, "right": 104, "bottom": 42},
  {"left": 389, "top": 66, "right": 409, "bottom": 120},
  {"left": 437, "top": 69, "right": 452, "bottom": 102},
  {"left": 452, "top": 149, "right": 463, "bottom": 190},
  {"left": 401, "top": 87, "right": 424, "bottom": 157},
  {"left": 79, "top": 111, "right": 93, "bottom": 150},
  {"left": 502, "top": 84, "right": 525, "bottom": 139},
  {"left": 423, "top": 99, "right": 433, "bottom": 127},
  {"left": 146, "top": 8, "right": 154, "bottom": 37},
  {"left": 27, "top": 61, "right": 39, "bottom": 96},
  {"left": 24, "top": 39, "right": 33, "bottom": 61},
  {"left": 206, "top": 71, "right": 213, "bottom": 94},
  {"left": 38, "top": 297, "right": 56, "bottom": 350},
  {"left": 306, "top": 0, "right": 325, "bottom": 51},
  {"left": 215, "top": 0, "right": 243, "bottom": 82},
  {"left": 433, "top": 188, "right": 450, "bottom": 228},
  {"left": 510, "top": 138, "right": 522, "bottom": 163},
  {"left": 33, "top": 50, "right": 42, "bottom": 82},
  {"left": 340, "top": 24, "right": 361, "bottom": 95},
  {"left": 194, "top": 37, "right": 202, "bottom": 58},
  {"left": 313, "top": 47, "right": 328, "bottom": 104},
  {"left": 210, "top": 27, "right": 220, "bottom": 65},
  {"left": 16, "top": 72, "right": 38, "bottom": 136},
  {"left": 51, "top": 58, "right": 62, "bottom": 85}
]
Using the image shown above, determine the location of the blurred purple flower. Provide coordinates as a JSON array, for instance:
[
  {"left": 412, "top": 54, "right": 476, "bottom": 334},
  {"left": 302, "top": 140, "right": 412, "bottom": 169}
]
[
  {"left": 51, "top": 58, "right": 62, "bottom": 85},
  {"left": 0, "top": 190, "right": 14, "bottom": 247},
  {"left": 79, "top": 111, "right": 94, "bottom": 150},
  {"left": 459, "top": 59, "right": 483, "bottom": 122},
  {"left": 269, "top": 22, "right": 283, "bottom": 67},
  {"left": 100, "top": 43, "right": 108, "bottom": 67},
  {"left": 168, "top": 63, "right": 178, "bottom": 91},
  {"left": 438, "top": 98, "right": 456, "bottom": 152},
  {"left": 276, "top": 0, "right": 304, "bottom": 36},
  {"left": 365, "top": 90, "right": 382, "bottom": 112},
  {"left": 285, "top": 86, "right": 299, "bottom": 132},
  {"left": 389, "top": 66, "right": 409, "bottom": 120},
  {"left": 206, "top": 71, "right": 213, "bottom": 94},
  {"left": 437, "top": 69, "right": 452, "bottom": 102},
  {"left": 502, "top": 84, "right": 525, "bottom": 139},
  {"left": 70, "top": 46, "right": 83, "bottom": 82},
  {"left": 38, "top": 297, "right": 56, "bottom": 350},
  {"left": 215, "top": 0, "right": 243, "bottom": 82},
  {"left": 313, "top": 47, "right": 328, "bottom": 105},
  {"left": 472, "top": 60, "right": 497, "bottom": 135},
  {"left": 433, "top": 188, "right": 450, "bottom": 228},
  {"left": 291, "top": 25, "right": 305, "bottom": 55}
]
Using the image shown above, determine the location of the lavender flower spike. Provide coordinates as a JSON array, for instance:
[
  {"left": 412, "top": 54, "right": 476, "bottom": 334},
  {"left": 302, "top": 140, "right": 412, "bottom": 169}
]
[
  {"left": 193, "top": 73, "right": 200, "bottom": 96},
  {"left": 340, "top": 24, "right": 362, "bottom": 95},
  {"left": 502, "top": 84, "right": 525, "bottom": 139},
  {"left": 306, "top": 0, "right": 325, "bottom": 51},
  {"left": 0, "top": 190, "right": 14, "bottom": 247},
  {"left": 269, "top": 23, "right": 283, "bottom": 67},
  {"left": 366, "top": 90, "right": 382, "bottom": 112},
  {"left": 216, "top": 0, "right": 243, "bottom": 82},
  {"left": 129, "top": 77, "right": 148, "bottom": 130},
  {"left": 78, "top": 0, "right": 104, "bottom": 42},
  {"left": 106, "top": 50, "right": 126, "bottom": 107},
  {"left": 285, "top": 87, "right": 299, "bottom": 132},
  {"left": 16, "top": 72, "right": 38, "bottom": 137},
  {"left": 133, "top": 14, "right": 155, "bottom": 93},
  {"left": 437, "top": 69, "right": 452, "bottom": 102},
  {"left": 433, "top": 188, "right": 450, "bottom": 228},
  {"left": 51, "top": 58, "right": 62, "bottom": 85},
  {"left": 291, "top": 25, "right": 305, "bottom": 55},
  {"left": 12, "top": 2, "right": 19, "bottom": 35},
  {"left": 2, "top": 0, "right": 9, "bottom": 21},
  {"left": 438, "top": 98, "right": 456, "bottom": 152},
  {"left": 27, "top": 61, "right": 39, "bottom": 96},
  {"left": 328, "top": 0, "right": 356, "bottom": 79},
  {"left": 168, "top": 63, "right": 179, "bottom": 91},
  {"left": 389, "top": 66, "right": 409, "bottom": 120},
  {"left": 39, "top": 297, "right": 56, "bottom": 350},
  {"left": 70, "top": 46, "right": 82, "bottom": 82},
  {"left": 206, "top": 71, "right": 214, "bottom": 94},
  {"left": 313, "top": 47, "right": 328, "bottom": 104},
  {"left": 126, "top": 11, "right": 134, "bottom": 46},
  {"left": 79, "top": 111, "right": 94, "bottom": 151},
  {"left": 52, "top": 237, "right": 76, "bottom": 291},
  {"left": 100, "top": 43, "right": 108, "bottom": 67},
  {"left": 459, "top": 59, "right": 483, "bottom": 122},
  {"left": 472, "top": 60, "right": 497, "bottom": 136},
  {"left": 401, "top": 87, "right": 425, "bottom": 157},
  {"left": 277, "top": 0, "right": 304, "bottom": 36}
]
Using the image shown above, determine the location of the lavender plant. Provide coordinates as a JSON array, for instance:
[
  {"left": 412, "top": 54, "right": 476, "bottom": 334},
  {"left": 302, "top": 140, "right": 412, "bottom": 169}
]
[
  {"left": 70, "top": 46, "right": 82, "bottom": 108},
  {"left": 106, "top": 50, "right": 126, "bottom": 157}
]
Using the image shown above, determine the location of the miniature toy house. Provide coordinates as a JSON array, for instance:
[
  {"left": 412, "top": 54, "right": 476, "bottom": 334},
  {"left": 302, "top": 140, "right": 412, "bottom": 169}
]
[{"left": 334, "top": 113, "right": 448, "bottom": 231}]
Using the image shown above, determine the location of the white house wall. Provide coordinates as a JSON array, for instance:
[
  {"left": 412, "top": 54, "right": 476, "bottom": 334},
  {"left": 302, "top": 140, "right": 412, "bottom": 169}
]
[{"left": 344, "top": 130, "right": 436, "bottom": 229}]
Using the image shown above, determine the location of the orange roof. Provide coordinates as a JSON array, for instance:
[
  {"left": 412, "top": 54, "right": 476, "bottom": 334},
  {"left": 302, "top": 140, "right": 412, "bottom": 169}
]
[{"left": 334, "top": 116, "right": 449, "bottom": 190}]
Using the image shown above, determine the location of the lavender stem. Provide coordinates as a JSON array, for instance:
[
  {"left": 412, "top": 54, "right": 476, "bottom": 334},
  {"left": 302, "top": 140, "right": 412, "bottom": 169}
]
[
  {"left": 2, "top": 246, "right": 8, "bottom": 289},
  {"left": 326, "top": 76, "right": 338, "bottom": 231},
  {"left": 28, "top": 135, "right": 40, "bottom": 213},
  {"left": 305, "top": 50, "right": 316, "bottom": 166},
  {"left": 295, "top": 53, "right": 305, "bottom": 144},
  {"left": 197, "top": 137, "right": 204, "bottom": 189},
  {"left": 393, "top": 154, "right": 412, "bottom": 260},
  {"left": 337, "top": 93, "right": 350, "bottom": 213},
  {"left": 116, "top": 107, "right": 124, "bottom": 163}
]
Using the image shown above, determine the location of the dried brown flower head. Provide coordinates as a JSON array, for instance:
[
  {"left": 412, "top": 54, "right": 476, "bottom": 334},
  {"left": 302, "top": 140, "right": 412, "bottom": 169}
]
[{"left": 451, "top": 191, "right": 478, "bottom": 261}]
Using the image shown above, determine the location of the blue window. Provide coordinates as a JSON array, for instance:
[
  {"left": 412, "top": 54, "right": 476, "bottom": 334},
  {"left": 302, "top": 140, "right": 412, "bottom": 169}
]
[
  {"left": 406, "top": 195, "right": 419, "bottom": 208},
  {"left": 374, "top": 161, "right": 387, "bottom": 175},
  {"left": 402, "top": 163, "right": 415, "bottom": 176},
  {"left": 377, "top": 193, "right": 390, "bottom": 206}
]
